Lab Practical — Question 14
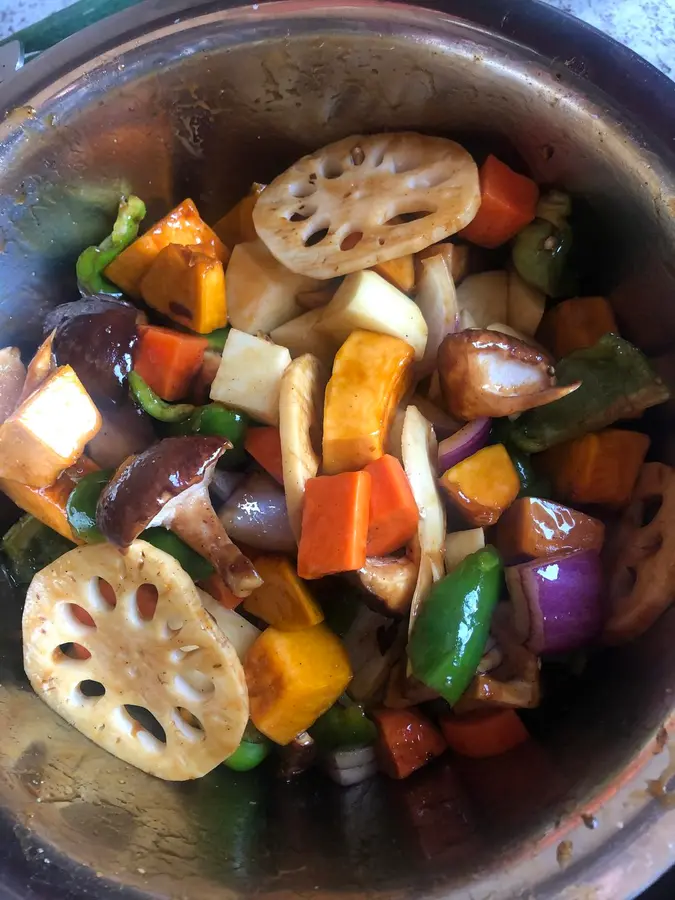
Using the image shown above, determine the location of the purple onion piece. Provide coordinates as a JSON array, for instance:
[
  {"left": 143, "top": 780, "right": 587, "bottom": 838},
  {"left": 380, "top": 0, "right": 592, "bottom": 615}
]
[
  {"left": 438, "top": 417, "right": 491, "bottom": 473},
  {"left": 218, "top": 471, "right": 296, "bottom": 553},
  {"left": 505, "top": 549, "right": 604, "bottom": 655}
]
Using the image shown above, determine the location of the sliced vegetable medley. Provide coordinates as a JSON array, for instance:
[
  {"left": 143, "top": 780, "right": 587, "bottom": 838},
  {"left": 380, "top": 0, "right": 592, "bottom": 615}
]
[{"left": 1, "top": 132, "right": 671, "bottom": 788}]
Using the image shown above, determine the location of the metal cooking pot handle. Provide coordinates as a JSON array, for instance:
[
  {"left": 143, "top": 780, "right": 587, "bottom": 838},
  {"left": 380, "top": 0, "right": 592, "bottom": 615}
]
[{"left": 0, "top": 0, "right": 144, "bottom": 59}]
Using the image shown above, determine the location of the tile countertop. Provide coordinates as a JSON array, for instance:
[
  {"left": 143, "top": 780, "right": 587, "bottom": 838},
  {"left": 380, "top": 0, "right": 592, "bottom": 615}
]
[{"left": 0, "top": 0, "right": 674, "bottom": 77}]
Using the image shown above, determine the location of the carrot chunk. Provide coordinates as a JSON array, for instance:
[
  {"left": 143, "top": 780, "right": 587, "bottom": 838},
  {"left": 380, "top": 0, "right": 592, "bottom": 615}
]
[
  {"left": 372, "top": 707, "right": 446, "bottom": 779},
  {"left": 365, "top": 454, "right": 419, "bottom": 556},
  {"left": 297, "top": 471, "right": 371, "bottom": 579},
  {"left": 460, "top": 155, "right": 539, "bottom": 249},
  {"left": 134, "top": 325, "right": 208, "bottom": 402},
  {"left": 197, "top": 573, "right": 242, "bottom": 610},
  {"left": 245, "top": 427, "right": 284, "bottom": 485},
  {"left": 439, "top": 710, "right": 529, "bottom": 759}
]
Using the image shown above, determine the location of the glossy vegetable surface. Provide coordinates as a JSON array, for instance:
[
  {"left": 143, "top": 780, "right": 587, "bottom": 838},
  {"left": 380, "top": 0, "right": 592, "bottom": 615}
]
[{"left": 76, "top": 194, "right": 146, "bottom": 297}]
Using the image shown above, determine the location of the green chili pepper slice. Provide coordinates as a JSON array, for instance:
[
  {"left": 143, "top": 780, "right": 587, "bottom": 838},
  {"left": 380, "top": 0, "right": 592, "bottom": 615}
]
[
  {"left": 76, "top": 195, "right": 146, "bottom": 296},
  {"left": 66, "top": 469, "right": 114, "bottom": 543},
  {"left": 2, "top": 514, "right": 75, "bottom": 585},
  {"left": 409, "top": 546, "right": 502, "bottom": 706},
  {"left": 141, "top": 527, "right": 214, "bottom": 581},
  {"left": 129, "top": 371, "right": 195, "bottom": 423},
  {"left": 512, "top": 217, "right": 574, "bottom": 297},
  {"left": 170, "top": 403, "right": 248, "bottom": 469},
  {"left": 310, "top": 703, "right": 377, "bottom": 751},
  {"left": 205, "top": 326, "right": 231, "bottom": 352}
]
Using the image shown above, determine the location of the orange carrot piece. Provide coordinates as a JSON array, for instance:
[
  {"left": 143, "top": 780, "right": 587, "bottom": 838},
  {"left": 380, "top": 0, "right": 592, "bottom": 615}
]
[
  {"left": 460, "top": 155, "right": 539, "bottom": 249},
  {"left": 372, "top": 707, "right": 447, "bottom": 779},
  {"left": 197, "top": 573, "right": 242, "bottom": 610},
  {"left": 439, "top": 710, "right": 529, "bottom": 759},
  {"left": 245, "top": 427, "right": 284, "bottom": 485},
  {"left": 134, "top": 325, "right": 208, "bottom": 402},
  {"left": 365, "top": 454, "right": 419, "bottom": 556},
  {"left": 297, "top": 471, "right": 371, "bottom": 580},
  {"left": 544, "top": 296, "right": 618, "bottom": 359},
  {"left": 543, "top": 429, "right": 650, "bottom": 508}
]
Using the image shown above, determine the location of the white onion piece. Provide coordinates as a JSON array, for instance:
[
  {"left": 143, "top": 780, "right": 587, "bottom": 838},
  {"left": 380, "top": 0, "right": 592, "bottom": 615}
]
[
  {"left": 456, "top": 271, "right": 508, "bottom": 329},
  {"left": 402, "top": 406, "right": 446, "bottom": 634},
  {"left": 445, "top": 528, "right": 486, "bottom": 571},
  {"left": 411, "top": 394, "right": 461, "bottom": 441},
  {"left": 197, "top": 588, "right": 260, "bottom": 660},
  {"left": 437, "top": 417, "right": 491, "bottom": 473},
  {"left": 415, "top": 255, "right": 458, "bottom": 378},
  {"left": 487, "top": 322, "right": 529, "bottom": 342},
  {"left": 507, "top": 270, "right": 546, "bottom": 337},
  {"left": 506, "top": 549, "right": 604, "bottom": 655},
  {"left": 322, "top": 746, "right": 378, "bottom": 786}
]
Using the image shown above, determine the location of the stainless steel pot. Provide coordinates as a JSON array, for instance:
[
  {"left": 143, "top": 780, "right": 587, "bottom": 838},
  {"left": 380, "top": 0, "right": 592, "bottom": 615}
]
[{"left": 1, "top": 2, "right": 675, "bottom": 898}]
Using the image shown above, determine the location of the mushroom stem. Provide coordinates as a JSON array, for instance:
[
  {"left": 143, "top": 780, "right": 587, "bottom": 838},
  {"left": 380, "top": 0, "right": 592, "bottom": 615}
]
[{"left": 156, "top": 481, "right": 262, "bottom": 598}]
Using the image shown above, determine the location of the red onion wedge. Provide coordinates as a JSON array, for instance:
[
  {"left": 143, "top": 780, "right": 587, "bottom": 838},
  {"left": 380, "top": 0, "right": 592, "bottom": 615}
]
[
  {"left": 218, "top": 471, "right": 296, "bottom": 553},
  {"left": 505, "top": 549, "right": 604, "bottom": 655},
  {"left": 438, "top": 418, "right": 491, "bottom": 473},
  {"left": 411, "top": 394, "right": 461, "bottom": 441}
]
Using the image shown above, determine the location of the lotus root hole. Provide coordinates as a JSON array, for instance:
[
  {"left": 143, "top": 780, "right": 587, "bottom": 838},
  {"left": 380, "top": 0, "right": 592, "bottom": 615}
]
[
  {"left": 174, "top": 670, "right": 215, "bottom": 701},
  {"left": 89, "top": 577, "right": 117, "bottom": 610},
  {"left": 173, "top": 707, "right": 205, "bottom": 742},
  {"left": 135, "top": 584, "right": 158, "bottom": 622},
  {"left": 340, "top": 232, "right": 363, "bottom": 251},
  {"left": 305, "top": 228, "right": 329, "bottom": 248},
  {"left": 122, "top": 705, "right": 167, "bottom": 746},
  {"left": 289, "top": 205, "right": 317, "bottom": 223},
  {"left": 162, "top": 616, "right": 185, "bottom": 640},
  {"left": 63, "top": 603, "right": 96, "bottom": 630},
  {"left": 55, "top": 643, "right": 91, "bottom": 661},
  {"left": 289, "top": 182, "right": 317, "bottom": 199},
  {"left": 321, "top": 158, "right": 343, "bottom": 179},
  {"left": 77, "top": 680, "right": 106, "bottom": 700},
  {"left": 642, "top": 497, "right": 663, "bottom": 527},
  {"left": 350, "top": 146, "right": 365, "bottom": 166},
  {"left": 170, "top": 646, "right": 202, "bottom": 663}
]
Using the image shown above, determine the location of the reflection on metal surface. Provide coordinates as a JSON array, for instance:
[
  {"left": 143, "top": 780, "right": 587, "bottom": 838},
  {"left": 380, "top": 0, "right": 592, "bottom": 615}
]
[{"left": 0, "top": 1, "right": 675, "bottom": 899}]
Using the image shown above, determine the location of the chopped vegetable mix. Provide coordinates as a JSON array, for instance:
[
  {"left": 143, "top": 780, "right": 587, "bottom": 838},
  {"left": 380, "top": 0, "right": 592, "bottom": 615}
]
[{"left": 1, "top": 135, "right": 671, "bottom": 789}]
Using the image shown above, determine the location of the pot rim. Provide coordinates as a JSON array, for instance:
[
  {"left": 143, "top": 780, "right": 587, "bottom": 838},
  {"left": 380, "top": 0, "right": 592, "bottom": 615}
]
[{"left": 0, "top": 2, "right": 674, "bottom": 899}]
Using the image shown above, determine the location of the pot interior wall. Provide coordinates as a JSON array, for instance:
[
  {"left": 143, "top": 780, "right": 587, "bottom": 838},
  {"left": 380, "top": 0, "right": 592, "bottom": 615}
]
[{"left": 0, "top": 6, "right": 675, "bottom": 899}]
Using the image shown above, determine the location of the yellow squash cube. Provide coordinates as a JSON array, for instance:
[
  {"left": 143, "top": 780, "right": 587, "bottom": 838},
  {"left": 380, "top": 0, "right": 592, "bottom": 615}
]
[
  {"left": 243, "top": 556, "right": 324, "bottom": 630},
  {"left": 140, "top": 244, "right": 227, "bottom": 334},
  {"left": 0, "top": 366, "right": 101, "bottom": 488},
  {"left": 244, "top": 624, "right": 352, "bottom": 745}
]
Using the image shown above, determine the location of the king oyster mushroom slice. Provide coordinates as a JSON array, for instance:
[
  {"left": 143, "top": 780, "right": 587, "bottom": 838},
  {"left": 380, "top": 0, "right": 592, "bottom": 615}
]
[
  {"left": 356, "top": 555, "right": 418, "bottom": 618},
  {"left": 97, "top": 436, "right": 262, "bottom": 598},
  {"left": 23, "top": 541, "right": 249, "bottom": 780},
  {"left": 438, "top": 328, "right": 581, "bottom": 420}
]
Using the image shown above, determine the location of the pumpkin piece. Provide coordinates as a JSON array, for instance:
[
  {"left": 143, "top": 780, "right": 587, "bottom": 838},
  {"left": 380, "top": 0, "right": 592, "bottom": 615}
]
[
  {"left": 0, "top": 366, "right": 101, "bottom": 488},
  {"left": 210, "top": 329, "right": 291, "bottom": 426},
  {"left": 323, "top": 330, "right": 414, "bottom": 475},
  {"left": 0, "top": 457, "right": 99, "bottom": 542},
  {"left": 140, "top": 244, "right": 227, "bottom": 334},
  {"left": 213, "top": 182, "right": 266, "bottom": 248},
  {"left": 373, "top": 254, "right": 415, "bottom": 294},
  {"left": 243, "top": 555, "right": 324, "bottom": 630},
  {"left": 543, "top": 296, "right": 618, "bottom": 359},
  {"left": 105, "top": 199, "right": 229, "bottom": 299},
  {"left": 496, "top": 497, "right": 605, "bottom": 564},
  {"left": 440, "top": 444, "right": 520, "bottom": 526},
  {"left": 543, "top": 429, "right": 650, "bottom": 508},
  {"left": 226, "top": 238, "right": 321, "bottom": 335},
  {"left": 244, "top": 624, "right": 352, "bottom": 744}
]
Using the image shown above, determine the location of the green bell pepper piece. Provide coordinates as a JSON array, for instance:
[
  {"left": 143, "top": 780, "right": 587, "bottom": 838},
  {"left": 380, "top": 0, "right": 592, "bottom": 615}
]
[
  {"left": 66, "top": 469, "right": 114, "bottom": 543},
  {"left": 408, "top": 546, "right": 502, "bottom": 706},
  {"left": 2, "top": 515, "right": 75, "bottom": 584},
  {"left": 511, "top": 333, "right": 671, "bottom": 453},
  {"left": 224, "top": 722, "right": 272, "bottom": 772},
  {"left": 536, "top": 190, "right": 572, "bottom": 229},
  {"left": 512, "top": 217, "right": 574, "bottom": 297},
  {"left": 76, "top": 194, "right": 146, "bottom": 296},
  {"left": 490, "top": 420, "right": 551, "bottom": 499},
  {"left": 141, "top": 528, "right": 214, "bottom": 581},
  {"left": 170, "top": 403, "right": 248, "bottom": 469},
  {"left": 310, "top": 703, "right": 377, "bottom": 751},
  {"left": 205, "top": 326, "right": 231, "bottom": 352},
  {"left": 129, "top": 371, "right": 195, "bottom": 423}
]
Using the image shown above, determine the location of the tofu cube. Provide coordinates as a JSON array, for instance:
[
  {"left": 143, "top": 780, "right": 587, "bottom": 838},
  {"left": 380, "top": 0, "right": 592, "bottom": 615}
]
[
  {"left": 210, "top": 329, "right": 291, "bottom": 426},
  {"left": 0, "top": 366, "right": 102, "bottom": 487}
]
